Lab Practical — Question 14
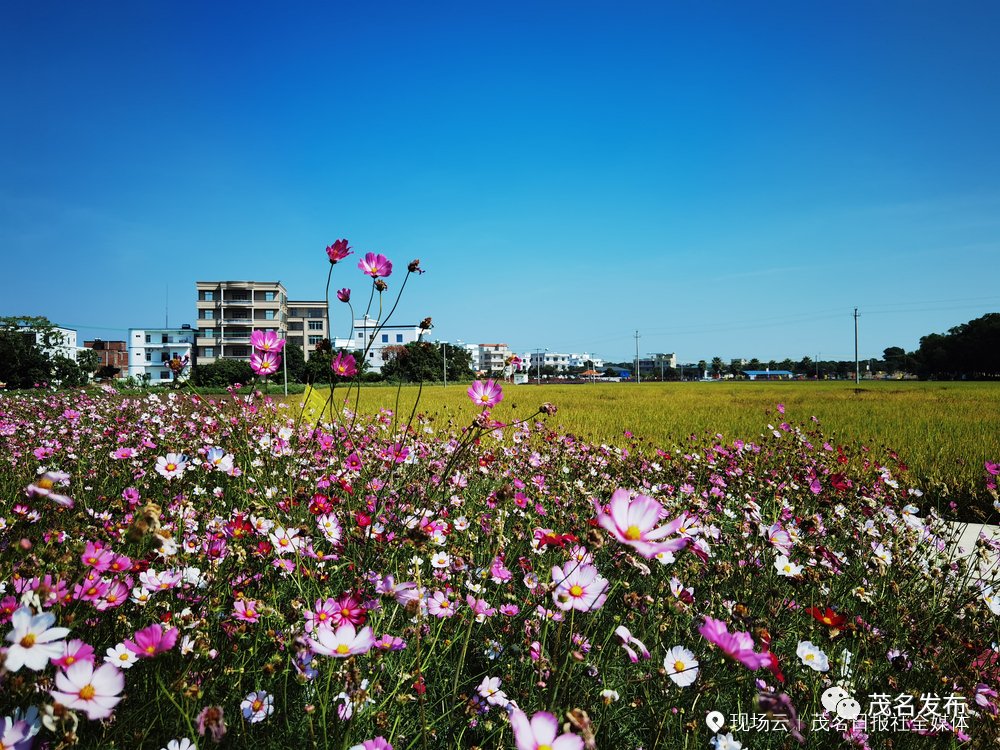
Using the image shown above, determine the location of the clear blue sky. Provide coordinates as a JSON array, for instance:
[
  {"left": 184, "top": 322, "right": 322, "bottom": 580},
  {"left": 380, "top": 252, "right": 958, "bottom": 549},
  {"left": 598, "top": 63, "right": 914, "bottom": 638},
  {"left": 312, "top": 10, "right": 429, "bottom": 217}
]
[{"left": 3, "top": 1, "right": 999, "bottom": 363}]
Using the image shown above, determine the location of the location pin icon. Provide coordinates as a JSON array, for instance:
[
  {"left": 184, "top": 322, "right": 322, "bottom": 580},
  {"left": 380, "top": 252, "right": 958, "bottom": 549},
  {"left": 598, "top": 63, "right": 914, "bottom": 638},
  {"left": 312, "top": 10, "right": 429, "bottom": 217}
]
[{"left": 705, "top": 711, "right": 725, "bottom": 733}]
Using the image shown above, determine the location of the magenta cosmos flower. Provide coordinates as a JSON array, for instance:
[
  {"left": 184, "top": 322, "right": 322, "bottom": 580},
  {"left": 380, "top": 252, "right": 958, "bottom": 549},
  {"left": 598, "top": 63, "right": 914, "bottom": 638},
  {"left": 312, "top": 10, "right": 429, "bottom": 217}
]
[
  {"left": 467, "top": 379, "right": 503, "bottom": 408},
  {"left": 595, "top": 489, "right": 689, "bottom": 559},
  {"left": 699, "top": 616, "right": 770, "bottom": 670},
  {"left": 310, "top": 622, "right": 375, "bottom": 658},
  {"left": 349, "top": 739, "right": 393, "bottom": 750},
  {"left": 337, "top": 288, "right": 351, "bottom": 303},
  {"left": 358, "top": 252, "right": 393, "bottom": 278},
  {"left": 331, "top": 352, "right": 358, "bottom": 378},
  {"left": 50, "top": 661, "right": 125, "bottom": 720},
  {"left": 250, "top": 351, "right": 281, "bottom": 377},
  {"left": 327, "top": 239, "right": 353, "bottom": 264},
  {"left": 26, "top": 470, "right": 75, "bottom": 507},
  {"left": 125, "top": 623, "right": 178, "bottom": 658},
  {"left": 250, "top": 330, "right": 285, "bottom": 354},
  {"left": 510, "top": 709, "right": 583, "bottom": 750}
]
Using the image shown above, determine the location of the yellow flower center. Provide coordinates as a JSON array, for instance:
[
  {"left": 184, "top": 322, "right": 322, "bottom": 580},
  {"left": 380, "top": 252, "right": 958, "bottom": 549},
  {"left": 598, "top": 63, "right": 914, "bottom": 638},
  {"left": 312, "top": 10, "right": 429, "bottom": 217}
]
[
  {"left": 166, "top": 463, "right": 176, "bottom": 472},
  {"left": 624, "top": 525, "right": 642, "bottom": 541},
  {"left": 252, "top": 699, "right": 263, "bottom": 712},
  {"left": 569, "top": 585, "right": 584, "bottom": 597},
  {"left": 336, "top": 644, "right": 350, "bottom": 655},
  {"left": 674, "top": 660, "right": 685, "bottom": 672},
  {"left": 538, "top": 745, "right": 552, "bottom": 750},
  {"left": 806, "top": 653, "right": 814, "bottom": 661},
  {"left": 37, "top": 477, "right": 54, "bottom": 490},
  {"left": 79, "top": 684, "right": 96, "bottom": 700},
  {"left": 20, "top": 633, "right": 36, "bottom": 648}
]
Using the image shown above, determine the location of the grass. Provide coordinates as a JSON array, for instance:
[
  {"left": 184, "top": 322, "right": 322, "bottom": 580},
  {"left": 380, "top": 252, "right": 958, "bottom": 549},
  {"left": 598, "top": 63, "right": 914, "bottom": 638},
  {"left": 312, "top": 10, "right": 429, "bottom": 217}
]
[{"left": 299, "top": 380, "right": 1000, "bottom": 518}]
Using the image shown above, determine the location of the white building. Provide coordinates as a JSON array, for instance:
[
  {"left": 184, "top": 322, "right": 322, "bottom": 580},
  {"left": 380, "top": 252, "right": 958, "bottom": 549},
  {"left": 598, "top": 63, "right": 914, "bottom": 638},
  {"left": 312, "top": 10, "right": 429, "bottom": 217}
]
[
  {"left": 20, "top": 325, "right": 79, "bottom": 361},
  {"left": 468, "top": 343, "right": 514, "bottom": 375},
  {"left": 128, "top": 326, "right": 196, "bottom": 383},
  {"left": 333, "top": 316, "right": 425, "bottom": 374}
]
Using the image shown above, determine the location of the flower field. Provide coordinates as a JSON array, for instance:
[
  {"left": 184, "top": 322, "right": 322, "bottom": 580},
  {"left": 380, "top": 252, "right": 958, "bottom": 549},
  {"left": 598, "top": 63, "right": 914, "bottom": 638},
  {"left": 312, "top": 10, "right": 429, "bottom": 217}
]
[
  {"left": 2, "top": 384, "right": 999, "bottom": 749},
  {"left": 2, "top": 242, "right": 999, "bottom": 750}
]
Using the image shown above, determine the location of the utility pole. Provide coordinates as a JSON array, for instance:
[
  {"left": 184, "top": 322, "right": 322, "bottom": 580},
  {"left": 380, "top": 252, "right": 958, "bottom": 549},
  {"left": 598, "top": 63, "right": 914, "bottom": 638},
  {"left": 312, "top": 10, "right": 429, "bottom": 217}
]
[
  {"left": 854, "top": 308, "right": 860, "bottom": 384},
  {"left": 634, "top": 330, "right": 641, "bottom": 384}
]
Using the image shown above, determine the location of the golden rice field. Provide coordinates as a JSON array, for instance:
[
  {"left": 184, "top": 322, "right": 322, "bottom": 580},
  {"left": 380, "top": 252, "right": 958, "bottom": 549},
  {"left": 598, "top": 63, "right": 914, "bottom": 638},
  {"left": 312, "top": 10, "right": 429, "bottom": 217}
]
[{"left": 299, "top": 380, "right": 1000, "bottom": 515}]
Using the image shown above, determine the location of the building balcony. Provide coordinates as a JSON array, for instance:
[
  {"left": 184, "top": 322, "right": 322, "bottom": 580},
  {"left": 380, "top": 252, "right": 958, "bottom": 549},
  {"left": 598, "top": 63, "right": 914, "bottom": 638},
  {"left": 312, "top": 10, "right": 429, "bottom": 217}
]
[
  {"left": 222, "top": 299, "right": 253, "bottom": 306},
  {"left": 222, "top": 336, "right": 251, "bottom": 343}
]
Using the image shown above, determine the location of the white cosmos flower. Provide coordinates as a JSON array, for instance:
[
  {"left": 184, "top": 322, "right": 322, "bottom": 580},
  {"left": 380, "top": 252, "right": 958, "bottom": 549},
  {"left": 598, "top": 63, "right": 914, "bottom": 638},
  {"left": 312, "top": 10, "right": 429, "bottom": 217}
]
[
  {"left": 796, "top": 640, "right": 830, "bottom": 672},
  {"left": 4, "top": 607, "right": 70, "bottom": 672},
  {"left": 663, "top": 645, "right": 699, "bottom": 687},
  {"left": 774, "top": 554, "right": 803, "bottom": 578}
]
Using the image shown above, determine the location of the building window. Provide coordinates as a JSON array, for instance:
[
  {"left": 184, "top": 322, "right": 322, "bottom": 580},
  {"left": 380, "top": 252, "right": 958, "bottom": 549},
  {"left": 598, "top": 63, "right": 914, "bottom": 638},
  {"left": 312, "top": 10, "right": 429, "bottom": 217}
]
[
  {"left": 264, "top": 291, "right": 275, "bottom": 301},
  {"left": 308, "top": 320, "right": 323, "bottom": 331},
  {"left": 161, "top": 334, "right": 168, "bottom": 344},
  {"left": 160, "top": 371, "right": 170, "bottom": 380},
  {"left": 203, "top": 347, "right": 214, "bottom": 358},
  {"left": 201, "top": 290, "right": 214, "bottom": 301},
  {"left": 308, "top": 335, "right": 322, "bottom": 345},
  {"left": 145, "top": 335, "right": 151, "bottom": 343},
  {"left": 396, "top": 334, "right": 403, "bottom": 342},
  {"left": 357, "top": 333, "right": 363, "bottom": 339},
  {"left": 202, "top": 310, "right": 214, "bottom": 320},
  {"left": 264, "top": 310, "right": 276, "bottom": 320},
  {"left": 381, "top": 334, "right": 389, "bottom": 343},
  {"left": 161, "top": 353, "right": 169, "bottom": 363},
  {"left": 146, "top": 352, "right": 152, "bottom": 361},
  {"left": 202, "top": 328, "right": 216, "bottom": 339}
]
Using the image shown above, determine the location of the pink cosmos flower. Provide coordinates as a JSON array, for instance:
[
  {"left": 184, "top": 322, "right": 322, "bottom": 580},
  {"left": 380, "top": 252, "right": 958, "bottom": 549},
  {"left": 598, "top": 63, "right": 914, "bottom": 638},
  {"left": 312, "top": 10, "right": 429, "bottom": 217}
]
[
  {"left": 310, "top": 622, "right": 375, "bottom": 657},
  {"left": 426, "top": 590, "right": 459, "bottom": 618},
  {"left": 125, "top": 624, "right": 179, "bottom": 658},
  {"left": 250, "top": 351, "right": 281, "bottom": 377},
  {"left": 699, "top": 616, "right": 770, "bottom": 670},
  {"left": 50, "top": 661, "right": 125, "bottom": 720},
  {"left": 613, "top": 625, "right": 651, "bottom": 662},
  {"left": 467, "top": 379, "right": 503, "bottom": 408},
  {"left": 328, "top": 593, "right": 367, "bottom": 627},
  {"left": 986, "top": 461, "right": 1000, "bottom": 476},
  {"left": 337, "top": 288, "right": 352, "bottom": 303},
  {"left": 331, "top": 352, "right": 358, "bottom": 378},
  {"left": 25, "top": 471, "right": 74, "bottom": 508},
  {"left": 510, "top": 709, "right": 584, "bottom": 750},
  {"left": 4, "top": 607, "right": 70, "bottom": 671},
  {"left": 595, "top": 489, "right": 689, "bottom": 559},
  {"left": 551, "top": 563, "right": 609, "bottom": 612},
  {"left": 326, "top": 239, "right": 353, "bottom": 264},
  {"left": 233, "top": 599, "right": 262, "bottom": 623},
  {"left": 241, "top": 690, "right": 274, "bottom": 723},
  {"left": 81, "top": 541, "right": 114, "bottom": 573},
  {"left": 250, "top": 330, "right": 285, "bottom": 354},
  {"left": 358, "top": 252, "right": 393, "bottom": 278},
  {"left": 54, "top": 638, "right": 96, "bottom": 669},
  {"left": 349, "top": 739, "right": 393, "bottom": 750}
]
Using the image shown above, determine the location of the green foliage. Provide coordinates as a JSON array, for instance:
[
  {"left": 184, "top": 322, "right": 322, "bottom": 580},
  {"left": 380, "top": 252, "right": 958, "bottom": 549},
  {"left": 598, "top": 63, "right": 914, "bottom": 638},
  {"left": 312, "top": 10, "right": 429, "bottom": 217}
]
[
  {"left": 914, "top": 312, "right": 1000, "bottom": 379},
  {"left": 381, "top": 342, "right": 472, "bottom": 383},
  {"left": 76, "top": 348, "right": 101, "bottom": 376},
  {"left": 191, "top": 358, "right": 255, "bottom": 387}
]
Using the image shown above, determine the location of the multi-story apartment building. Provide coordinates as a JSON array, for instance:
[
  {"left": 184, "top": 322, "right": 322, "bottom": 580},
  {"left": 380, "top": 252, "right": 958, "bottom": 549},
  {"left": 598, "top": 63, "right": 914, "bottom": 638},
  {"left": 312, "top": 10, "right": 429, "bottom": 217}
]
[
  {"left": 195, "top": 281, "right": 287, "bottom": 364},
  {"left": 84, "top": 340, "right": 129, "bottom": 374},
  {"left": 128, "top": 326, "right": 195, "bottom": 383},
  {"left": 287, "top": 300, "right": 331, "bottom": 359},
  {"left": 470, "top": 343, "right": 513, "bottom": 374},
  {"left": 527, "top": 351, "right": 571, "bottom": 372}
]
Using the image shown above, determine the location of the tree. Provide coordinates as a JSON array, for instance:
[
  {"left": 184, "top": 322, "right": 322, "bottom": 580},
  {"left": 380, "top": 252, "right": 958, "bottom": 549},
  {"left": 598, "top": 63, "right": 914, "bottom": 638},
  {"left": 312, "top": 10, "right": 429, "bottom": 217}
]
[
  {"left": 77, "top": 348, "right": 100, "bottom": 379},
  {"left": 283, "top": 342, "right": 307, "bottom": 384},
  {"left": 913, "top": 313, "right": 1000, "bottom": 379},
  {"left": 711, "top": 357, "right": 724, "bottom": 378},
  {"left": 0, "top": 316, "right": 65, "bottom": 389},
  {"left": 381, "top": 342, "right": 442, "bottom": 382},
  {"left": 882, "top": 346, "right": 906, "bottom": 374},
  {"left": 191, "top": 358, "right": 255, "bottom": 387}
]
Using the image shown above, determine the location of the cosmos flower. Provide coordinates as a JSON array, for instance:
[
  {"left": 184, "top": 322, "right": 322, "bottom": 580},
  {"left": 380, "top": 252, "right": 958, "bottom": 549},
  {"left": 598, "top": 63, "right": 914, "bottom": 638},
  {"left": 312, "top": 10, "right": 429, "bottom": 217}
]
[
  {"left": 477, "top": 676, "right": 509, "bottom": 706},
  {"left": 595, "top": 489, "right": 688, "bottom": 559},
  {"left": 25, "top": 470, "right": 74, "bottom": 507},
  {"left": 358, "top": 252, "right": 392, "bottom": 278},
  {"left": 699, "top": 616, "right": 770, "bottom": 670},
  {"left": 250, "top": 351, "right": 281, "bottom": 377},
  {"left": 613, "top": 625, "right": 650, "bottom": 663},
  {"left": 155, "top": 453, "right": 188, "bottom": 480},
  {"left": 250, "top": 330, "right": 285, "bottom": 354},
  {"left": 4, "top": 607, "right": 70, "bottom": 672},
  {"left": 551, "top": 563, "right": 609, "bottom": 612},
  {"left": 240, "top": 691, "right": 274, "bottom": 723},
  {"left": 326, "top": 239, "right": 353, "bottom": 264},
  {"left": 349, "top": 739, "right": 393, "bottom": 750},
  {"left": 663, "top": 645, "right": 699, "bottom": 687},
  {"left": 310, "top": 622, "right": 375, "bottom": 658},
  {"left": 467, "top": 380, "right": 503, "bottom": 408},
  {"left": 50, "top": 661, "right": 125, "bottom": 720},
  {"left": 774, "top": 554, "right": 803, "bottom": 578},
  {"left": 796, "top": 640, "right": 830, "bottom": 672},
  {"left": 509, "top": 709, "right": 583, "bottom": 750},
  {"left": 806, "top": 606, "right": 847, "bottom": 628},
  {"left": 331, "top": 352, "right": 358, "bottom": 378},
  {"left": 125, "top": 624, "right": 179, "bottom": 658},
  {"left": 337, "top": 288, "right": 351, "bottom": 303}
]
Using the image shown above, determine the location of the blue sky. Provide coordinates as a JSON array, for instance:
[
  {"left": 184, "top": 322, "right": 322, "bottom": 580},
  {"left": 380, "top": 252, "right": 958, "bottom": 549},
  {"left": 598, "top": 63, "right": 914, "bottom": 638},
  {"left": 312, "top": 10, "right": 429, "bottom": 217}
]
[{"left": 2, "top": 1, "right": 999, "bottom": 363}]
